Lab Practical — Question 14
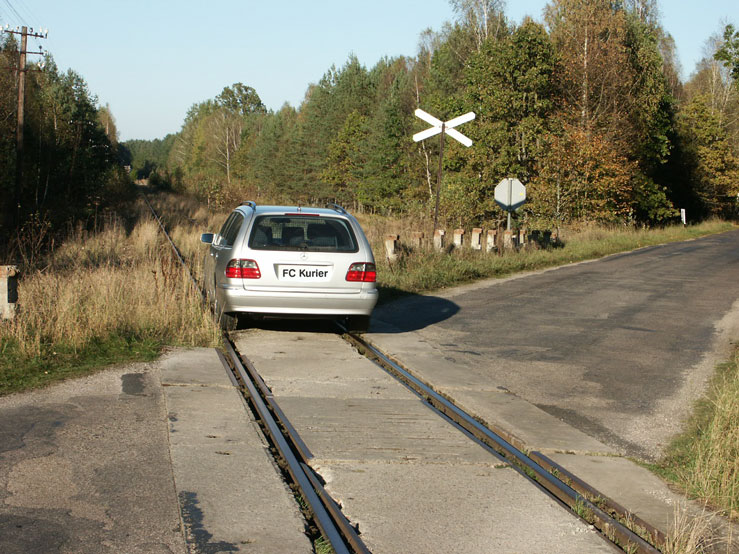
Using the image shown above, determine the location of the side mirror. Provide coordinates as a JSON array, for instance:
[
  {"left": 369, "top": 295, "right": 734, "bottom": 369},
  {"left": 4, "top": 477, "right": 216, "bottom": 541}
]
[{"left": 200, "top": 233, "right": 214, "bottom": 244}]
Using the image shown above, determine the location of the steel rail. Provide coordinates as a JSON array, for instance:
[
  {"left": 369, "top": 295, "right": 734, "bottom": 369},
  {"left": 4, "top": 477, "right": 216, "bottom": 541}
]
[
  {"left": 529, "top": 451, "right": 668, "bottom": 548},
  {"left": 344, "top": 331, "right": 662, "bottom": 554},
  {"left": 142, "top": 195, "right": 203, "bottom": 299},
  {"left": 143, "top": 194, "right": 369, "bottom": 554},
  {"left": 222, "top": 337, "right": 369, "bottom": 554},
  {"left": 145, "top": 194, "right": 661, "bottom": 552}
]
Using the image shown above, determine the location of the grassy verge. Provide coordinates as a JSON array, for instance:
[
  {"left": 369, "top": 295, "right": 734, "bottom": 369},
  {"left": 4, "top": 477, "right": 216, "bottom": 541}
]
[
  {"left": 0, "top": 195, "right": 221, "bottom": 396},
  {"left": 373, "top": 220, "right": 734, "bottom": 302},
  {"left": 0, "top": 334, "right": 161, "bottom": 395},
  {"left": 649, "top": 348, "right": 739, "bottom": 521}
]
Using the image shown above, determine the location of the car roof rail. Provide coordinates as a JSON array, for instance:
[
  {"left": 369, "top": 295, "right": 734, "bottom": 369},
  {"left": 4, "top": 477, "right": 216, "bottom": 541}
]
[
  {"left": 327, "top": 203, "right": 348, "bottom": 215},
  {"left": 241, "top": 201, "right": 257, "bottom": 210}
]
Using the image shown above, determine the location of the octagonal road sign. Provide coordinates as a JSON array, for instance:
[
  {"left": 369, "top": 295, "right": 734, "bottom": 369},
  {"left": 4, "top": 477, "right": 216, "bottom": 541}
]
[{"left": 494, "top": 178, "right": 526, "bottom": 211}]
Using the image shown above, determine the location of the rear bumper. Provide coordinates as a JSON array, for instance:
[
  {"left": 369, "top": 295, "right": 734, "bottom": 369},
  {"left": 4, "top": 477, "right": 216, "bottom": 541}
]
[{"left": 218, "top": 284, "right": 378, "bottom": 316}]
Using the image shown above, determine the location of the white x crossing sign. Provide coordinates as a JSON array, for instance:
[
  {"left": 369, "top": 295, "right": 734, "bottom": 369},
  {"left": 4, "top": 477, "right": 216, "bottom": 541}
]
[{"left": 413, "top": 109, "right": 475, "bottom": 147}]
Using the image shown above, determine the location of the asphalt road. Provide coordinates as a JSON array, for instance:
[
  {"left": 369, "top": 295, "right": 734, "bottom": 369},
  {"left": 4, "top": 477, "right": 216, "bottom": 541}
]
[{"left": 373, "top": 230, "right": 739, "bottom": 460}]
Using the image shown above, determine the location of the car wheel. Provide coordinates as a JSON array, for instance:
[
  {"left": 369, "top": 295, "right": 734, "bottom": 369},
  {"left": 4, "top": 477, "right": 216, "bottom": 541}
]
[
  {"left": 214, "top": 293, "right": 237, "bottom": 331},
  {"left": 346, "top": 315, "right": 370, "bottom": 333},
  {"left": 218, "top": 310, "right": 238, "bottom": 331}
]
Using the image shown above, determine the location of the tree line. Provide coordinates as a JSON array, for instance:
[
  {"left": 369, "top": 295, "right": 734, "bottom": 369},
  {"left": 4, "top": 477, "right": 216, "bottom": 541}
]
[
  {"left": 3, "top": 0, "right": 737, "bottom": 248},
  {"left": 128, "top": 0, "right": 737, "bottom": 229},
  {"left": 0, "top": 30, "right": 128, "bottom": 254}
]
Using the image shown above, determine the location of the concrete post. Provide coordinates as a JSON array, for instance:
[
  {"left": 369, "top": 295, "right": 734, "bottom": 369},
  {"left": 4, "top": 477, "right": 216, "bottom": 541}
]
[
  {"left": 519, "top": 228, "right": 526, "bottom": 246},
  {"left": 1, "top": 265, "right": 19, "bottom": 320},
  {"left": 503, "top": 230, "right": 514, "bottom": 250},
  {"left": 486, "top": 229, "right": 497, "bottom": 252},
  {"left": 471, "top": 228, "right": 482, "bottom": 250},
  {"left": 384, "top": 234, "right": 399, "bottom": 262},
  {"left": 433, "top": 229, "right": 445, "bottom": 250},
  {"left": 411, "top": 231, "right": 424, "bottom": 250},
  {"left": 453, "top": 228, "right": 465, "bottom": 248}
]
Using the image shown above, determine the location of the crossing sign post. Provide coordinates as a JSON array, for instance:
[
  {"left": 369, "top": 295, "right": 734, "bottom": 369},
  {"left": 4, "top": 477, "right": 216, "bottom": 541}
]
[{"left": 413, "top": 109, "right": 475, "bottom": 231}]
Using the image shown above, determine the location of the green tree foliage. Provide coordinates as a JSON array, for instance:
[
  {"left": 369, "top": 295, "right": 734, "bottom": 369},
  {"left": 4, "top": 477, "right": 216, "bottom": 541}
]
[
  {"left": 122, "top": 134, "right": 176, "bottom": 180},
  {"left": 134, "top": 0, "right": 737, "bottom": 227},
  {"left": 715, "top": 24, "right": 739, "bottom": 87},
  {"left": 321, "top": 110, "right": 369, "bottom": 206},
  {"left": 0, "top": 34, "right": 126, "bottom": 248},
  {"left": 528, "top": 122, "right": 635, "bottom": 226},
  {"left": 678, "top": 95, "right": 739, "bottom": 217},
  {"left": 460, "top": 19, "right": 557, "bottom": 222},
  {"left": 216, "top": 83, "right": 266, "bottom": 116},
  {"left": 545, "top": 0, "right": 633, "bottom": 138},
  {"left": 0, "top": 35, "right": 18, "bottom": 213},
  {"left": 237, "top": 104, "right": 301, "bottom": 200}
]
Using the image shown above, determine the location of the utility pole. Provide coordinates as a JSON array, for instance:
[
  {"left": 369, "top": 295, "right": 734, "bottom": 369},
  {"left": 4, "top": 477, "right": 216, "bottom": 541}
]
[{"left": 2, "top": 24, "right": 48, "bottom": 226}]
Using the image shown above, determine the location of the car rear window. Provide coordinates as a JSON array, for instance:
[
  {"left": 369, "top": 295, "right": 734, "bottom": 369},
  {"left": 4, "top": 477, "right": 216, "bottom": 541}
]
[{"left": 248, "top": 215, "right": 359, "bottom": 253}]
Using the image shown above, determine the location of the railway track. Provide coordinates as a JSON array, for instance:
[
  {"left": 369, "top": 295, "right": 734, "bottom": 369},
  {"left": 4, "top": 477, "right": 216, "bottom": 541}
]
[{"left": 145, "top": 195, "right": 669, "bottom": 553}]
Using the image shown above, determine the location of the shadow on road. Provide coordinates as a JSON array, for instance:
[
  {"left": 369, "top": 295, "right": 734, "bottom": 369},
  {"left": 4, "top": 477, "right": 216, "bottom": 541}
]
[
  {"left": 229, "top": 293, "right": 460, "bottom": 335},
  {"left": 371, "top": 294, "right": 460, "bottom": 333}
]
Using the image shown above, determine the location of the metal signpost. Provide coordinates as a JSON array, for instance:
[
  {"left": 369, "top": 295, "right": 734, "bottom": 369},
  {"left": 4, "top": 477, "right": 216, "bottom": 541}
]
[
  {"left": 413, "top": 109, "right": 475, "bottom": 231},
  {"left": 494, "top": 177, "right": 526, "bottom": 230}
]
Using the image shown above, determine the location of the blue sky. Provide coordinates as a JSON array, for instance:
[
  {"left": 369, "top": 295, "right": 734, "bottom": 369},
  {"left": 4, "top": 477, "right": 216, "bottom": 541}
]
[{"left": 1, "top": 1, "right": 736, "bottom": 141}]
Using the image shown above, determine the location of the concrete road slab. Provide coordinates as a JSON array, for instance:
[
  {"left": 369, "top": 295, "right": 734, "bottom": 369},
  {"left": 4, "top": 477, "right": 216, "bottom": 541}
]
[
  {"left": 235, "top": 329, "right": 613, "bottom": 553},
  {"left": 277, "top": 396, "right": 502, "bottom": 465},
  {"left": 159, "top": 347, "right": 234, "bottom": 387},
  {"left": 548, "top": 453, "right": 739, "bottom": 548},
  {"left": 239, "top": 333, "right": 409, "bottom": 400},
  {"left": 316, "top": 462, "right": 614, "bottom": 554},
  {"left": 160, "top": 348, "right": 312, "bottom": 554},
  {"left": 548, "top": 453, "right": 686, "bottom": 532},
  {"left": 365, "top": 329, "right": 617, "bottom": 456}
]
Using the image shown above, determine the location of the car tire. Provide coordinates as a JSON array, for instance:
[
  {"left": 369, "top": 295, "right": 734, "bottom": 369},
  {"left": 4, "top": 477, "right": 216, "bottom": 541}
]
[
  {"left": 346, "top": 315, "right": 370, "bottom": 333},
  {"left": 218, "top": 311, "right": 238, "bottom": 331},
  {"left": 214, "top": 293, "right": 238, "bottom": 331}
]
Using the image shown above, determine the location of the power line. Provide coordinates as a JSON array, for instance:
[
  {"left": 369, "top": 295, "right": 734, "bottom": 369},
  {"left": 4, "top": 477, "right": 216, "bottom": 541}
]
[
  {"left": 10, "top": 0, "right": 40, "bottom": 26},
  {"left": 1, "top": 0, "right": 28, "bottom": 28}
]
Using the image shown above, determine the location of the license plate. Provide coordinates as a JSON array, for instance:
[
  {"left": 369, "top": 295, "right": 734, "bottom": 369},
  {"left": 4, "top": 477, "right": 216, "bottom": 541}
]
[{"left": 278, "top": 265, "right": 331, "bottom": 282}]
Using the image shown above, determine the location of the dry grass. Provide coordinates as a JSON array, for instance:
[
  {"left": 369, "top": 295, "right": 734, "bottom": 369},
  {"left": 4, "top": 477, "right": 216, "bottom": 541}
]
[
  {"left": 658, "top": 349, "right": 739, "bottom": 524},
  {"left": 0, "top": 195, "right": 220, "bottom": 395},
  {"left": 369, "top": 219, "right": 735, "bottom": 300},
  {"left": 663, "top": 503, "right": 723, "bottom": 554}
]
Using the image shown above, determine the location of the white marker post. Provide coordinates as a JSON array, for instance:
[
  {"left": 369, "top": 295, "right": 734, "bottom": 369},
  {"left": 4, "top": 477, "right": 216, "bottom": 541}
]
[{"left": 413, "top": 109, "right": 475, "bottom": 231}]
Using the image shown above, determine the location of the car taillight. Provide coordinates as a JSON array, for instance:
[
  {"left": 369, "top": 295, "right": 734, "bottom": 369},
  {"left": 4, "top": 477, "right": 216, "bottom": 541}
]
[
  {"left": 225, "top": 259, "right": 261, "bottom": 279},
  {"left": 346, "top": 262, "right": 376, "bottom": 282}
]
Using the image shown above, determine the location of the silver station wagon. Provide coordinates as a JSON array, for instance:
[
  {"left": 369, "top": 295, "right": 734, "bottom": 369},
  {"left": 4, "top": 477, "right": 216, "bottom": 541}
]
[{"left": 201, "top": 202, "right": 378, "bottom": 330}]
